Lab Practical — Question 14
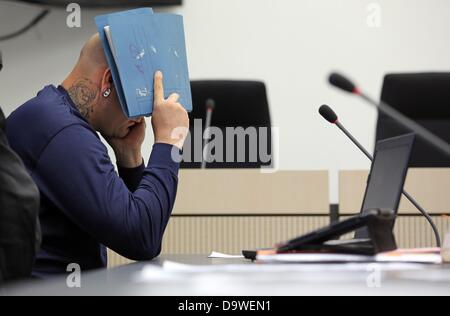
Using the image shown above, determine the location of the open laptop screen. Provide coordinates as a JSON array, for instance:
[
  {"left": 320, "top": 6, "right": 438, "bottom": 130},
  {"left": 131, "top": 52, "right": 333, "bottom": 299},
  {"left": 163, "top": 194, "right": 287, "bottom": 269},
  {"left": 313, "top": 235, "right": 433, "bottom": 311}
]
[{"left": 355, "top": 133, "right": 415, "bottom": 239}]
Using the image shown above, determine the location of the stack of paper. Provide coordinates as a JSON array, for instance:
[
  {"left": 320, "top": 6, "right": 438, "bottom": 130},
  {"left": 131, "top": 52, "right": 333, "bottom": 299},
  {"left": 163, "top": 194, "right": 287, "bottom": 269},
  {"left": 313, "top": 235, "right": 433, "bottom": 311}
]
[
  {"left": 256, "top": 248, "right": 443, "bottom": 264},
  {"left": 95, "top": 8, "right": 192, "bottom": 118},
  {"left": 208, "top": 252, "right": 245, "bottom": 259}
]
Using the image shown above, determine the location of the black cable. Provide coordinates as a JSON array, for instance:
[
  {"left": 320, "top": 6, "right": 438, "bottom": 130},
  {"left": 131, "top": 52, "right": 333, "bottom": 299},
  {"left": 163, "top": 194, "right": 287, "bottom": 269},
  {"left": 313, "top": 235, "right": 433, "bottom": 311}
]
[{"left": 0, "top": 8, "right": 50, "bottom": 42}]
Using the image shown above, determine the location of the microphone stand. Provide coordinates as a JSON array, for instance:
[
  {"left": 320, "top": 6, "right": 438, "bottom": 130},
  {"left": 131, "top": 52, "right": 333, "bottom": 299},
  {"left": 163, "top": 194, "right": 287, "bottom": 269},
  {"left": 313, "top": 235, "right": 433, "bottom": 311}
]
[
  {"left": 336, "top": 120, "right": 442, "bottom": 247},
  {"left": 201, "top": 99, "right": 215, "bottom": 169},
  {"left": 328, "top": 73, "right": 444, "bottom": 247}
]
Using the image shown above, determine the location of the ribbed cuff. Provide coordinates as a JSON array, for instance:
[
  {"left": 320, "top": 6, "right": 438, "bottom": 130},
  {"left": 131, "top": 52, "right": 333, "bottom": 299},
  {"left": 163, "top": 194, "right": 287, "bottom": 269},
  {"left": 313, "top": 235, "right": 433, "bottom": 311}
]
[{"left": 118, "top": 161, "right": 145, "bottom": 192}]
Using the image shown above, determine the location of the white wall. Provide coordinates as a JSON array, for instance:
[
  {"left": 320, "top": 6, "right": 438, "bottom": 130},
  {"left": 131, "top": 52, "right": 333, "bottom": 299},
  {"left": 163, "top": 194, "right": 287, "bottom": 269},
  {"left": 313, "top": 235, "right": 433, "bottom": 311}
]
[{"left": 1, "top": 0, "right": 450, "bottom": 202}]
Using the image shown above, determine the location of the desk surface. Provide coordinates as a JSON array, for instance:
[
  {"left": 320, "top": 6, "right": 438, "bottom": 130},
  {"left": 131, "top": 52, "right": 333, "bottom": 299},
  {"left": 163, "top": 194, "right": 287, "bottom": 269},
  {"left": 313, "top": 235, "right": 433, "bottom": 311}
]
[{"left": 2, "top": 255, "right": 450, "bottom": 296}]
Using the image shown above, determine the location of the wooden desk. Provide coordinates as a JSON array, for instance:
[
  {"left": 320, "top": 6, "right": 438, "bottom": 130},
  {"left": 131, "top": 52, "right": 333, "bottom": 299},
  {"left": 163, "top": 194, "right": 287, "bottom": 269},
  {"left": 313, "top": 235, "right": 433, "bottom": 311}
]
[
  {"left": 339, "top": 168, "right": 450, "bottom": 248},
  {"left": 109, "top": 170, "right": 330, "bottom": 267}
]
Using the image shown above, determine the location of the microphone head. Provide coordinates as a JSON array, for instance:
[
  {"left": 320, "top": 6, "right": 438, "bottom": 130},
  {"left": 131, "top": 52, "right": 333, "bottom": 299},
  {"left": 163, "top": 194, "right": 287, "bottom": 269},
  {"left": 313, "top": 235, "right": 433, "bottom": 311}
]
[
  {"left": 319, "top": 105, "right": 338, "bottom": 124},
  {"left": 329, "top": 73, "right": 359, "bottom": 94},
  {"left": 206, "top": 98, "right": 215, "bottom": 111}
]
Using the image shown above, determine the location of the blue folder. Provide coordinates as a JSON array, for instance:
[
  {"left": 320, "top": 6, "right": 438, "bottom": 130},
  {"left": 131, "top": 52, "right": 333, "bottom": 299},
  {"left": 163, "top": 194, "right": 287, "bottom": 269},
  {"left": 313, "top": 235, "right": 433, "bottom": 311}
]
[{"left": 95, "top": 8, "right": 193, "bottom": 118}]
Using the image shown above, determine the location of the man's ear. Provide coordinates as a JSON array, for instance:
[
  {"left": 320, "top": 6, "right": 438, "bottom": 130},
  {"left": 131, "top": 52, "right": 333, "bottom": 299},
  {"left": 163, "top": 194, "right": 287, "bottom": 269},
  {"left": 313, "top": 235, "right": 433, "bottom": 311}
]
[{"left": 101, "top": 68, "right": 113, "bottom": 92}]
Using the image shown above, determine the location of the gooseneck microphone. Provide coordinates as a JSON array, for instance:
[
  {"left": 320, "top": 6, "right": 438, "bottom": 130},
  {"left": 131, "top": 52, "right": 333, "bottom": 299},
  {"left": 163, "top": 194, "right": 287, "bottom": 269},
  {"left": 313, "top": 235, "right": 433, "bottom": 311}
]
[
  {"left": 319, "top": 104, "right": 441, "bottom": 247},
  {"left": 329, "top": 73, "right": 360, "bottom": 95},
  {"left": 201, "top": 99, "right": 215, "bottom": 169},
  {"left": 329, "top": 72, "right": 450, "bottom": 158},
  {"left": 319, "top": 105, "right": 373, "bottom": 160}
]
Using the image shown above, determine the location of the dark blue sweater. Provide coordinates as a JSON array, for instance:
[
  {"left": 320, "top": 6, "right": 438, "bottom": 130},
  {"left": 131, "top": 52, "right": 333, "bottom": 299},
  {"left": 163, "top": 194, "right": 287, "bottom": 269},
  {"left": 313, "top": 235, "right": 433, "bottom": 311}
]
[{"left": 6, "top": 85, "right": 180, "bottom": 277}]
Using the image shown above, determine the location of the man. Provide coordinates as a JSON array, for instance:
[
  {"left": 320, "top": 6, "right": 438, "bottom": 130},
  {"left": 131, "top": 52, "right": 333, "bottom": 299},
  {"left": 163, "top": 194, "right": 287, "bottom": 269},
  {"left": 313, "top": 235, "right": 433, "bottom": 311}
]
[
  {"left": 0, "top": 105, "right": 40, "bottom": 282},
  {"left": 6, "top": 34, "right": 189, "bottom": 277}
]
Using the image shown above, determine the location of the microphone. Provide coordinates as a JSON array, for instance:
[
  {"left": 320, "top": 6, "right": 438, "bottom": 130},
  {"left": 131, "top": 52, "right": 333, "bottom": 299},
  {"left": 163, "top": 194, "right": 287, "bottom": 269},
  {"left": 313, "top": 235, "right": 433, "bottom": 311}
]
[
  {"left": 319, "top": 104, "right": 442, "bottom": 247},
  {"left": 0, "top": 51, "right": 3, "bottom": 72},
  {"left": 201, "top": 99, "right": 215, "bottom": 169},
  {"left": 329, "top": 73, "right": 359, "bottom": 95},
  {"left": 319, "top": 104, "right": 338, "bottom": 124},
  {"left": 329, "top": 72, "right": 450, "bottom": 158}
]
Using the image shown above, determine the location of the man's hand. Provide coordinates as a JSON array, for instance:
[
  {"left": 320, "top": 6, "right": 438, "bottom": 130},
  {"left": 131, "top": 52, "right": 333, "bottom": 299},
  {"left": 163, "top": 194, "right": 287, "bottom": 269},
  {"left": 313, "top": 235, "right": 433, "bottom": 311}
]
[
  {"left": 151, "top": 71, "right": 189, "bottom": 150},
  {"left": 105, "top": 118, "right": 146, "bottom": 168}
]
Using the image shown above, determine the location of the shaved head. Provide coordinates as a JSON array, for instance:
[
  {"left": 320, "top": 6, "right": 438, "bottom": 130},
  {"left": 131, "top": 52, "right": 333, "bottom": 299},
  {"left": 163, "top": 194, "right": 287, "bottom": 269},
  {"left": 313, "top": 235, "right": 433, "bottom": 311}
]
[
  {"left": 78, "top": 33, "right": 108, "bottom": 74},
  {"left": 63, "top": 33, "right": 135, "bottom": 138}
]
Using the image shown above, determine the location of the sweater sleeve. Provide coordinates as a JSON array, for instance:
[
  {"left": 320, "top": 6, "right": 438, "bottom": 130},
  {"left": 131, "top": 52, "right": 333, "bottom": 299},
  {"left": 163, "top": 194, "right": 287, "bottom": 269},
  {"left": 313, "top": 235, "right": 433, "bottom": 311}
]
[
  {"left": 118, "top": 163, "right": 145, "bottom": 192},
  {"left": 34, "top": 124, "right": 180, "bottom": 260}
]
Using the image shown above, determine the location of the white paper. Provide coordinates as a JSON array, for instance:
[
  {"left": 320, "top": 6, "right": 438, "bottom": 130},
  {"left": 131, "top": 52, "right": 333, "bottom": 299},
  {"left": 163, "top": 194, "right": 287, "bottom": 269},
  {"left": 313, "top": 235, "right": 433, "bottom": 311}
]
[
  {"left": 256, "top": 252, "right": 443, "bottom": 264},
  {"left": 376, "top": 253, "right": 442, "bottom": 264},
  {"left": 208, "top": 251, "right": 245, "bottom": 259},
  {"left": 103, "top": 26, "right": 118, "bottom": 62},
  {"left": 257, "top": 253, "right": 373, "bottom": 264},
  {"left": 133, "top": 260, "right": 428, "bottom": 284}
]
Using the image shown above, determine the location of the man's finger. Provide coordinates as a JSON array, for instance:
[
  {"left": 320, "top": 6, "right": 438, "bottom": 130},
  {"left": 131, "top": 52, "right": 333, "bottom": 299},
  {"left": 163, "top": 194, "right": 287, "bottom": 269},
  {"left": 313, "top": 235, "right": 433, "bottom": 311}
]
[
  {"left": 167, "top": 93, "right": 180, "bottom": 103},
  {"left": 154, "top": 71, "right": 164, "bottom": 102}
]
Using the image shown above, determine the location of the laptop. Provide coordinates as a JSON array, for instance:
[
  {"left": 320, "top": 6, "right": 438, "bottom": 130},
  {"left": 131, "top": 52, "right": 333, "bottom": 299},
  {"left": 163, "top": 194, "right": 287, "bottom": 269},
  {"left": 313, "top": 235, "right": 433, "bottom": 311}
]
[
  {"left": 243, "top": 133, "right": 415, "bottom": 259},
  {"left": 355, "top": 132, "right": 415, "bottom": 239}
]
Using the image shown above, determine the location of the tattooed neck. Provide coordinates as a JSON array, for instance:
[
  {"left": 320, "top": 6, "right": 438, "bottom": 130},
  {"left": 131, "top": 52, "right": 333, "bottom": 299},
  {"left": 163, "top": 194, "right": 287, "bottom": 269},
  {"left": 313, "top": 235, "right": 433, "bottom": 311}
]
[{"left": 66, "top": 78, "right": 98, "bottom": 120}]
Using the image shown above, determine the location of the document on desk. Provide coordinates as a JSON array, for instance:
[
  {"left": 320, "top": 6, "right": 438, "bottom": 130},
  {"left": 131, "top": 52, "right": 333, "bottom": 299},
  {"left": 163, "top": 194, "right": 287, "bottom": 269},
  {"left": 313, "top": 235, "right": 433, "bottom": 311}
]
[
  {"left": 134, "top": 260, "right": 428, "bottom": 284},
  {"left": 95, "top": 8, "right": 192, "bottom": 118},
  {"left": 208, "top": 251, "right": 245, "bottom": 259},
  {"left": 257, "top": 253, "right": 373, "bottom": 264},
  {"left": 256, "top": 249, "right": 443, "bottom": 265}
]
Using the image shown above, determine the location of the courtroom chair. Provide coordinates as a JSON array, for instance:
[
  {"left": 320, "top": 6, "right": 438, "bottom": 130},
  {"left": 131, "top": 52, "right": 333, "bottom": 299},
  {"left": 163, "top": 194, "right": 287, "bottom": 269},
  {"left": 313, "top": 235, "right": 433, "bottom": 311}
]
[
  {"left": 375, "top": 73, "right": 450, "bottom": 167},
  {"left": 181, "top": 80, "right": 273, "bottom": 169},
  {"left": 0, "top": 107, "right": 40, "bottom": 282}
]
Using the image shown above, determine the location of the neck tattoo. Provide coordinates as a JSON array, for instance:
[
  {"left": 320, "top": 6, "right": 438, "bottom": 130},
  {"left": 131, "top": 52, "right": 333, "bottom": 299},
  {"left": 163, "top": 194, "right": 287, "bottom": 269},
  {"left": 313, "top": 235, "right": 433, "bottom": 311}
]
[{"left": 67, "top": 78, "right": 98, "bottom": 120}]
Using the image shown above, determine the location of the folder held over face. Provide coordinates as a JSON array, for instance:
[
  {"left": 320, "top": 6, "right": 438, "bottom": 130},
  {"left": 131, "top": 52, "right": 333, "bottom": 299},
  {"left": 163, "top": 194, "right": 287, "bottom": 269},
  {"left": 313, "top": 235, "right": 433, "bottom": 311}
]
[{"left": 95, "top": 8, "right": 193, "bottom": 118}]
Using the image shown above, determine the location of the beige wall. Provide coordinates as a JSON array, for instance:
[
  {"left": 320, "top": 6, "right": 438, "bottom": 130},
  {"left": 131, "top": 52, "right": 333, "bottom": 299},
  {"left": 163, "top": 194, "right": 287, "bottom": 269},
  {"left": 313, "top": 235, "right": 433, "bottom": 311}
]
[
  {"left": 338, "top": 168, "right": 450, "bottom": 250},
  {"left": 173, "top": 170, "right": 329, "bottom": 214},
  {"left": 108, "top": 169, "right": 450, "bottom": 268},
  {"left": 339, "top": 169, "right": 450, "bottom": 214},
  {"left": 109, "top": 214, "right": 450, "bottom": 268},
  {"left": 108, "top": 215, "right": 330, "bottom": 268},
  {"left": 109, "top": 169, "right": 330, "bottom": 267}
]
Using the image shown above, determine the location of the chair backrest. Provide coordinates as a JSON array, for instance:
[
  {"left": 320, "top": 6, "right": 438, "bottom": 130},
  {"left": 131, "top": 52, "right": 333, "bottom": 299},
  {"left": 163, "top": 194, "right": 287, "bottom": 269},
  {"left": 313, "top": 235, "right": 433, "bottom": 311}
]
[
  {"left": 181, "top": 80, "right": 273, "bottom": 168},
  {"left": 0, "top": 107, "right": 40, "bottom": 283},
  {"left": 376, "top": 73, "right": 450, "bottom": 167}
]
